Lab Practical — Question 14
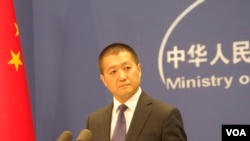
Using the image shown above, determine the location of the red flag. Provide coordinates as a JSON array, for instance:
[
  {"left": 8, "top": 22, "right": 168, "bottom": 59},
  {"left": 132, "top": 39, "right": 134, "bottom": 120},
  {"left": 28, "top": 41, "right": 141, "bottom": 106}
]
[{"left": 0, "top": 0, "right": 36, "bottom": 140}]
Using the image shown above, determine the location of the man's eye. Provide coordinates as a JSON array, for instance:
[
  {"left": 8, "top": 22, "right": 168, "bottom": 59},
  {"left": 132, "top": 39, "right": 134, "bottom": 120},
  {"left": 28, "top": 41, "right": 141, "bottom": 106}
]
[
  {"left": 125, "top": 67, "right": 131, "bottom": 70},
  {"left": 110, "top": 70, "right": 116, "bottom": 74}
]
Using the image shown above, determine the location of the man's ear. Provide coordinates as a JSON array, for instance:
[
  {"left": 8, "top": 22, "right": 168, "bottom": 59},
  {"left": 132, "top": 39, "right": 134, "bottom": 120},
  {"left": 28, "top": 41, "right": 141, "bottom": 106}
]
[
  {"left": 100, "top": 74, "right": 108, "bottom": 87},
  {"left": 137, "top": 63, "right": 142, "bottom": 78}
]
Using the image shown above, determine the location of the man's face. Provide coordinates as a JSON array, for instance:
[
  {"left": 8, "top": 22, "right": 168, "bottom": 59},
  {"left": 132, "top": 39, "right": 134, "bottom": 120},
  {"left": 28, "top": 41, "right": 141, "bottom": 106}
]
[{"left": 100, "top": 51, "right": 141, "bottom": 103}]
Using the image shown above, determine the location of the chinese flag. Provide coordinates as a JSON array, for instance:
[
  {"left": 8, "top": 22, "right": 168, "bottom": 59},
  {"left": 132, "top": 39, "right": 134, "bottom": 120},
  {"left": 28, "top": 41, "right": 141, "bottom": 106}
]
[{"left": 0, "top": 0, "right": 36, "bottom": 140}]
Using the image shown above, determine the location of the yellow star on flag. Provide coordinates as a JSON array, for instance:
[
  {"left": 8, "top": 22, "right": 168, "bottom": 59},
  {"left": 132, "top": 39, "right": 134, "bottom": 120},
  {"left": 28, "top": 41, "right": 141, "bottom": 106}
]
[
  {"left": 8, "top": 50, "right": 23, "bottom": 71},
  {"left": 14, "top": 22, "right": 19, "bottom": 36}
]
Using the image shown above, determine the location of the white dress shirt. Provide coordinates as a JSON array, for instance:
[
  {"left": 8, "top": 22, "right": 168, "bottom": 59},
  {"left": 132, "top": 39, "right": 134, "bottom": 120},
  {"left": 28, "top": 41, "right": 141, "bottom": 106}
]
[{"left": 110, "top": 87, "right": 142, "bottom": 139}]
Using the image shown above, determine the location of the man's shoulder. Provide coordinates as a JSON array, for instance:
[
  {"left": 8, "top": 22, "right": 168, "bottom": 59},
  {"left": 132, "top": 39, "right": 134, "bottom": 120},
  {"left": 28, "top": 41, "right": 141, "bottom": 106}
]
[
  {"left": 141, "top": 91, "right": 177, "bottom": 111},
  {"left": 88, "top": 103, "right": 112, "bottom": 117}
]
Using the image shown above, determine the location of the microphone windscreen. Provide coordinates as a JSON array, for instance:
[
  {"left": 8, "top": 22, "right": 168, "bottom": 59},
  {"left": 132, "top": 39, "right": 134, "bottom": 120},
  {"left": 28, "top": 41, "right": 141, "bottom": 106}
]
[
  {"left": 57, "top": 130, "right": 73, "bottom": 141},
  {"left": 76, "top": 129, "right": 92, "bottom": 141}
]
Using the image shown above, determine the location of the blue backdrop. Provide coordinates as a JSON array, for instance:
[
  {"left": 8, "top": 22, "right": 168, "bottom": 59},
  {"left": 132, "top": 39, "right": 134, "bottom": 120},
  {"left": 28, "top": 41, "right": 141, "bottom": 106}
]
[{"left": 14, "top": 0, "right": 250, "bottom": 141}]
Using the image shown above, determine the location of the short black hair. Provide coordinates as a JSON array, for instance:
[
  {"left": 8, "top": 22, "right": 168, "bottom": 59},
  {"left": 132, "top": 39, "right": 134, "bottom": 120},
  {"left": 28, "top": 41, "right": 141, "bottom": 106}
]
[{"left": 98, "top": 43, "right": 139, "bottom": 74}]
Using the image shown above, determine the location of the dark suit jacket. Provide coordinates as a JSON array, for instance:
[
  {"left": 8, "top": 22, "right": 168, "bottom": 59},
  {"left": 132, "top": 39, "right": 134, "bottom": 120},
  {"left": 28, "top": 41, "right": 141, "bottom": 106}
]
[{"left": 86, "top": 91, "right": 187, "bottom": 141}]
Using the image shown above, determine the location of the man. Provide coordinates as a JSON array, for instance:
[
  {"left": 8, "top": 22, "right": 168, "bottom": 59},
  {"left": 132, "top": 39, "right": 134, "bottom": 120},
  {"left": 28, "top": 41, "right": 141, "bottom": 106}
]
[{"left": 86, "top": 43, "right": 187, "bottom": 141}]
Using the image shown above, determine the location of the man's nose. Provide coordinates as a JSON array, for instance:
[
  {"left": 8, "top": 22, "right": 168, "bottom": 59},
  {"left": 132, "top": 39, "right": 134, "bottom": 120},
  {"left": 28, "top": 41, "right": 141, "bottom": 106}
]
[{"left": 118, "top": 70, "right": 127, "bottom": 81}]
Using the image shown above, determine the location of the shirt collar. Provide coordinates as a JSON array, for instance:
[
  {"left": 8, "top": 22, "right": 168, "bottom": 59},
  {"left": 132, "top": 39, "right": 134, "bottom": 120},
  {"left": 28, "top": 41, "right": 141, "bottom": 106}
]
[{"left": 113, "top": 87, "right": 142, "bottom": 112}]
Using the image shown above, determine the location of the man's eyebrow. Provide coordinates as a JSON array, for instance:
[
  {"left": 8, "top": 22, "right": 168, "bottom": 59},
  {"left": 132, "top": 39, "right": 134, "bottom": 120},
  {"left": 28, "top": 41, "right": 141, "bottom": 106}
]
[
  {"left": 106, "top": 66, "right": 116, "bottom": 71},
  {"left": 106, "top": 61, "right": 130, "bottom": 70},
  {"left": 121, "top": 61, "right": 130, "bottom": 65}
]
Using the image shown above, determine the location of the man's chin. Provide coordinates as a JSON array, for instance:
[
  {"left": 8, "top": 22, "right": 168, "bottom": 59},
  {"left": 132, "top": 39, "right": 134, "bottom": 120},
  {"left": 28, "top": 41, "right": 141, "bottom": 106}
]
[{"left": 120, "top": 89, "right": 136, "bottom": 96}]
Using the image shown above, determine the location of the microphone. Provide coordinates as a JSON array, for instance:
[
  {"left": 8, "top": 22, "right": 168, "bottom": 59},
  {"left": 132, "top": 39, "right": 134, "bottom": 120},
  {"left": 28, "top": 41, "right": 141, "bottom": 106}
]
[
  {"left": 57, "top": 130, "right": 73, "bottom": 141},
  {"left": 76, "top": 129, "right": 92, "bottom": 141}
]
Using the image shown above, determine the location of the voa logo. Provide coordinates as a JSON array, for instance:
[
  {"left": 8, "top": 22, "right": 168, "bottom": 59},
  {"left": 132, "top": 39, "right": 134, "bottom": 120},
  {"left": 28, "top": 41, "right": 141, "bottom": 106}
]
[{"left": 226, "top": 129, "right": 246, "bottom": 136}]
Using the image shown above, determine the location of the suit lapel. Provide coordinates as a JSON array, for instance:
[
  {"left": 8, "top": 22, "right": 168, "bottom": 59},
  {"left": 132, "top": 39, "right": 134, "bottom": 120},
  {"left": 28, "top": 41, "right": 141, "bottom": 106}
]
[
  {"left": 100, "top": 103, "right": 113, "bottom": 141},
  {"left": 126, "top": 92, "right": 153, "bottom": 141}
]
